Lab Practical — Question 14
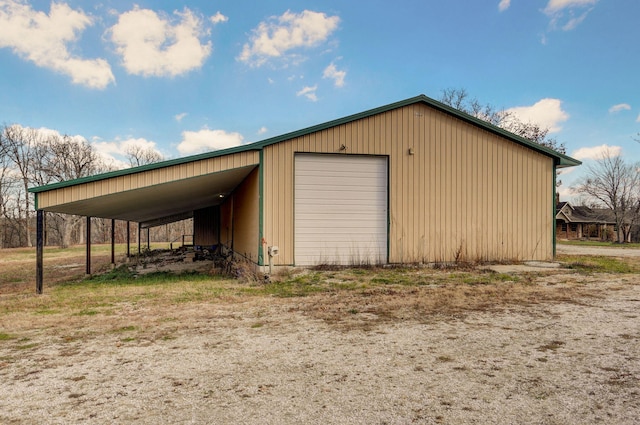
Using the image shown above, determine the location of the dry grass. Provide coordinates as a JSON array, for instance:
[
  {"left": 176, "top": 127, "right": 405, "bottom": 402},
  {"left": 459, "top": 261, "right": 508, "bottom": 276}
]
[{"left": 2, "top": 246, "right": 637, "bottom": 338}]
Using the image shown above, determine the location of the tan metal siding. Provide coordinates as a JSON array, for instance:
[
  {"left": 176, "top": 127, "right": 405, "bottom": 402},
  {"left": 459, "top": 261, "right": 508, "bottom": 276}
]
[
  {"left": 36, "top": 151, "right": 260, "bottom": 209},
  {"left": 219, "top": 167, "right": 259, "bottom": 262},
  {"left": 263, "top": 104, "right": 554, "bottom": 265}
]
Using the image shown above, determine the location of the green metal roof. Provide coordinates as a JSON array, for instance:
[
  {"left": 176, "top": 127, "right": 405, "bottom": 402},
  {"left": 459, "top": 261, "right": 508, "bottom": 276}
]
[{"left": 29, "top": 94, "right": 580, "bottom": 194}]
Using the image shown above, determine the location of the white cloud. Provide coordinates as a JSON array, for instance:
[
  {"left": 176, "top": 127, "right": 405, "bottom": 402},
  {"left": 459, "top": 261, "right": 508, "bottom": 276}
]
[
  {"left": 210, "top": 11, "right": 228, "bottom": 24},
  {"left": 571, "top": 144, "right": 621, "bottom": 160},
  {"left": 323, "top": 62, "right": 346, "bottom": 87},
  {"left": 297, "top": 85, "right": 318, "bottom": 102},
  {"left": 257, "top": 127, "right": 268, "bottom": 135},
  {"left": 505, "top": 98, "right": 569, "bottom": 133},
  {"left": 175, "top": 112, "right": 188, "bottom": 122},
  {"left": 0, "top": 0, "right": 114, "bottom": 89},
  {"left": 177, "top": 128, "right": 245, "bottom": 154},
  {"left": 108, "top": 6, "right": 212, "bottom": 77},
  {"left": 556, "top": 184, "right": 574, "bottom": 200},
  {"left": 92, "top": 137, "right": 163, "bottom": 168},
  {"left": 543, "top": 0, "right": 598, "bottom": 32},
  {"left": 544, "top": 0, "right": 598, "bottom": 14},
  {"left": 120, "top": 137, "right": 159, "bottom": 153},
  {"left": 498, "top": 0, "right": 511, "bottom": 12},
  {"left": 561, "top": 11, "right": 589, "bottom": 30},
  {"left": 608, "top": 103, "right": 631, "bottom": 114},
  {"left": 636, "top": 114, "right": 640, "bottom": 123},
  {"left": 238, "top": 10, "right": 340, "bottom": 67}
]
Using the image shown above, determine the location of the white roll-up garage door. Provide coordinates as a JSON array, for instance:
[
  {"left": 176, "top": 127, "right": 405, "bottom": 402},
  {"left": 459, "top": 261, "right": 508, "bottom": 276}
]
[{"left": 294, "top": 154, "right": 388, "bottom": 266}]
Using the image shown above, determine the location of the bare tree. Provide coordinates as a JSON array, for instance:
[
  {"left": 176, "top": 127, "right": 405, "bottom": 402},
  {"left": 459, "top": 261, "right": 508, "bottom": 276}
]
[
  {"left": 0, "top": 125, "right": 49, "bottom": 246},
  {"left": 40, "top": 134, "right": 107, "bottom": 248},
  {"left": 0, "top": 125, "right": 111, "bottom": 248},
  {"left": 0, "top": 152, "right": 18, "bottom": 248},
  {"left": 124, "top": 144, "right": 164, "bottom": 167},
  {"left": 439, "top": 88, "right": 566, "bottom": 154},
  {"left": 40, "top": 135, "right": 101, "bottom": 182},
  {"left": 572, "top": 148, "right": 640, "bottom": 243}
]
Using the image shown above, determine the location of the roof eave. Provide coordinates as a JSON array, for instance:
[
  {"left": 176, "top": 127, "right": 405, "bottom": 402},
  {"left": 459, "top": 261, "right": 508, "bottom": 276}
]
[
  {"left": 28, "top": 145, "right": 262, "bottom": 193},
  {"left": 29, "top": 93, "right": 581, "bottom": 194}
]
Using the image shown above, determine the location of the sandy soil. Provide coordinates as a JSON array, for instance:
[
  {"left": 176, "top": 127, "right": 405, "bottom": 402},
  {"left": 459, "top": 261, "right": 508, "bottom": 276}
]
[{"left": 1, "top": 274, "right": 639, "bottom": 424}]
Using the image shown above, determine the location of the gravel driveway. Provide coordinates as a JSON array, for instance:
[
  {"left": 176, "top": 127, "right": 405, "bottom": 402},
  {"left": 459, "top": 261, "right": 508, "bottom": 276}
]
[
  {"left": 556, "top": 244, "right": 640, "bottom": 257},
  {"left": 1, "top": 276, "right": 639, "bottom": 424}
]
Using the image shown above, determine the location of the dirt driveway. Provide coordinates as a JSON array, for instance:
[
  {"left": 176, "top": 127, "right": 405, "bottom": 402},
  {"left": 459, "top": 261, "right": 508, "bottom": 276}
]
[
  {"left": 557, "top": 243, "right": 640, "bottom": 257},
  {"left": 1, "top": 272, "right": 639, "bottom": 424}
]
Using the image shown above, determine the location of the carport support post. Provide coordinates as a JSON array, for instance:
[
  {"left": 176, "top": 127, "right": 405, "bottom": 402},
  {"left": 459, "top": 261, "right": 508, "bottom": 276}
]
[
  {"left": 86, "top": 216, "right": 91, "bottom": 276},
  {"left": 110, "top": 219, "right": 115, "bottom": 266},
  {"left": 137, "top": 223, "right": 141, "bottom": 254},
  {"left": 36, "top": 210, "right": 44, "bottom": 294},
  {"left": 126, "top": 221, "right": 130, "bottom": 258}
]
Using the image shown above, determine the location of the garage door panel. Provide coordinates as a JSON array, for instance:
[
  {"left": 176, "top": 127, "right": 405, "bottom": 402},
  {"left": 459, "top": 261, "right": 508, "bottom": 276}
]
[{"left": 295, "top": 154, "right": 388, "bottom": 266}]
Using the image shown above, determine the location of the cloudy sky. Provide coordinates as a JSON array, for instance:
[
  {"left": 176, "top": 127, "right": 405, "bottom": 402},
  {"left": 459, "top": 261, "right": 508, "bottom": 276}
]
[{"left": 0, "top": 0, "right": 638, "bottom": 198}]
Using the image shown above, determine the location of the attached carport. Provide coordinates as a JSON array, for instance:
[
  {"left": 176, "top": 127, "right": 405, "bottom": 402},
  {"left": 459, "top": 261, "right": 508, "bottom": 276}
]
[{"left": 29, "top": 148, "right": 260, "bottom": 293}]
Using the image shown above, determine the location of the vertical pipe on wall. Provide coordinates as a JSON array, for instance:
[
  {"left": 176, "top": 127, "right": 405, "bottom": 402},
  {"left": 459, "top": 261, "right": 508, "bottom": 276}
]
[
  {"left": 86, "top": 216, "right": 92, "bottom": 276},
  {"left": 36, "top": 210, "right": 44, "bottom": 294}
]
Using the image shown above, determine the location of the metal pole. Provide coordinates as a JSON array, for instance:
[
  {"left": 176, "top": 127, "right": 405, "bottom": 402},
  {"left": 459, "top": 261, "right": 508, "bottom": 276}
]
[
  {"left": 126, "top": 221, "right": 130, "bottom": 258},
  {"left": 86, "top": 216, "right": 92, "bottom": 276},
  {"left": 111, "top": 218, "right": 115, "bottom": 265},
  {"left": 137, "top": 223, "right": 141, "bottom": 254},
  {"left": 36, "top": 210, "right": 44, "bottom": 294}
]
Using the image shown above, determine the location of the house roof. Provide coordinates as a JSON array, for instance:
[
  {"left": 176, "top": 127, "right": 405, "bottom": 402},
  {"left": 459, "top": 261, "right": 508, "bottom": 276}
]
[
  {"left": 556, "top": 202, "right": 617, "bottom": 224},
  {"left": 29, "top": 94, "right": 581, "bottom": 195}
]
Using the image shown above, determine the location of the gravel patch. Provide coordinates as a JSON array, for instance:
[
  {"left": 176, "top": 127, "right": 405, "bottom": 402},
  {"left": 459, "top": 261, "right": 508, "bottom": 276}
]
[{"left": 1, "top": 279, "right": 639, "bottom": 424}]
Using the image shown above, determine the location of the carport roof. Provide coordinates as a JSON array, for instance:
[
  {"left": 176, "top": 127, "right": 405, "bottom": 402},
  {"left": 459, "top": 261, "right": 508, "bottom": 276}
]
[{"left": 35, "top": 165, "right": 257, "bottom": 227}]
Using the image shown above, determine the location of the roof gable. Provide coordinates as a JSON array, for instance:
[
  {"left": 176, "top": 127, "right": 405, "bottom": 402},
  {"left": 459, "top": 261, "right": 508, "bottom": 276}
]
[{"left": 30, "top": 94, "right": 581, "bottom": 194}]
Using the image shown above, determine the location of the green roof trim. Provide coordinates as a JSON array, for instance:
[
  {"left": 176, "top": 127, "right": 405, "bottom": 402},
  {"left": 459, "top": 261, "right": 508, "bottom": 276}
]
[{"left": 28, "top": 94, "right": 580, "bottom": 194}]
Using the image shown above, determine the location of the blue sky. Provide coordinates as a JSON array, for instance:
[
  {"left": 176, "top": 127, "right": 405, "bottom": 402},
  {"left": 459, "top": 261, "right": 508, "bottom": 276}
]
[{"left": 0, "top": 0, "right": 638, "bottom": 199}]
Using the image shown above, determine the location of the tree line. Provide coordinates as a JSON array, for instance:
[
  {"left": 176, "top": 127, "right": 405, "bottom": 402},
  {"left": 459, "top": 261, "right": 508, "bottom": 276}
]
[{"left": 0, "top": 124, "right": 176, "bottom": 249}]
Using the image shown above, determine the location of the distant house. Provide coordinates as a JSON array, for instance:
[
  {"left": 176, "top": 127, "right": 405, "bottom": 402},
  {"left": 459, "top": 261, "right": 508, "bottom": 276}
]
[
  {"left": 555, "top": 201, "right": 618, "bottom": 241},
  {"left": 30, "top": 94, "right": 581, "bottom": 291}
]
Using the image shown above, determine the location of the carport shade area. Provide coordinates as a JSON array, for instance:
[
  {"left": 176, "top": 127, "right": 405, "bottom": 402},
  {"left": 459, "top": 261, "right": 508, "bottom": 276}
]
[
  {"left": 40, "top": 166, "right": 257, "bottom": 226},
  {"left": 30, "top": 153, "right": 260, "bottom": 293}
]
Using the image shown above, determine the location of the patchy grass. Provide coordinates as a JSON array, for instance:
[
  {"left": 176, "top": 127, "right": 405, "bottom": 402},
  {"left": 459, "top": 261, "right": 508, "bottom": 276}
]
[
  {"left": 557, "top": 255, "right": 639, "bottom": 274},
  {"left": 0, "top": 332, "right": 15, "bottom": 341},
  {"left": 1, "top": 245, "right": 639, "bottom": 337}
]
